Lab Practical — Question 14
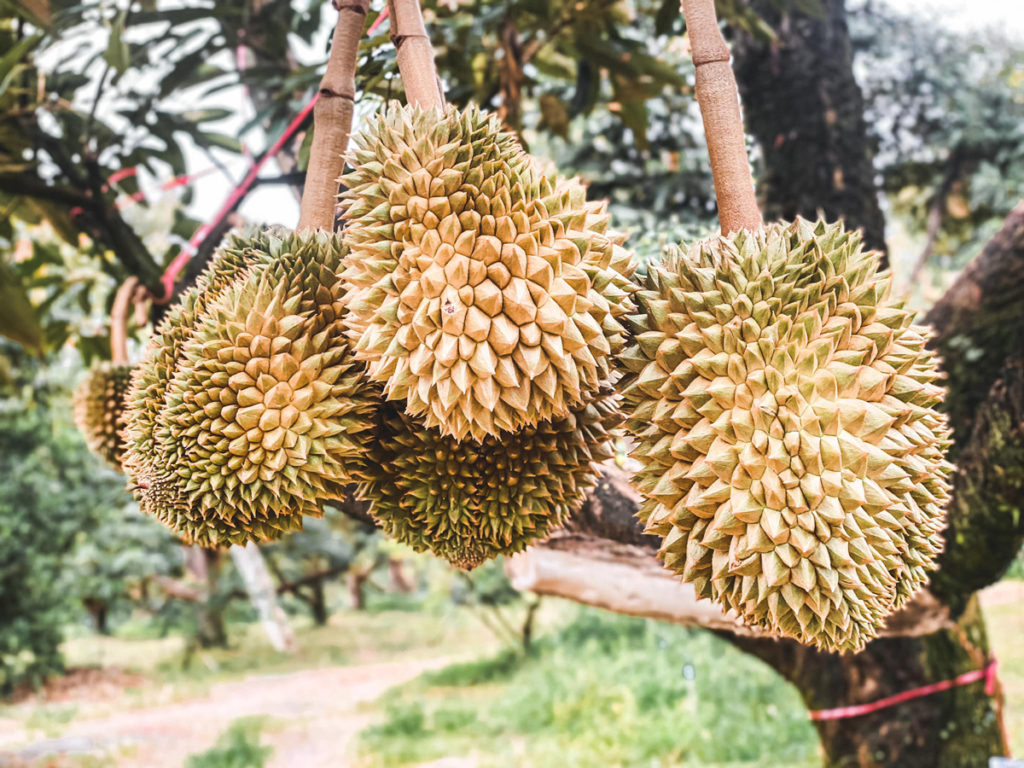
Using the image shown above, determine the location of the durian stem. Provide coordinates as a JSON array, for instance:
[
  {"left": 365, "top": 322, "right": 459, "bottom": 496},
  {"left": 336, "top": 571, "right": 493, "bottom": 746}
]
[
  {"left": 110, "top": 276, "right": 138, "bottom": 365},
  {"left": 682, "top": 0, "right": 762, "bottom": 235},
  {"left": 388, "top": 0, "right": 444, "bottom": 109},
  {"left": 297, "top": 0, "right": 369, "bottom": 232}
]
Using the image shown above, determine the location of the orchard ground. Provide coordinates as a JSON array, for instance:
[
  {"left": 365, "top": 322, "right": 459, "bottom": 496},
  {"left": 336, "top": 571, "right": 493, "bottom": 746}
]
[{"left": 0, "top": 580, "right": 1020, "bottom": 768}]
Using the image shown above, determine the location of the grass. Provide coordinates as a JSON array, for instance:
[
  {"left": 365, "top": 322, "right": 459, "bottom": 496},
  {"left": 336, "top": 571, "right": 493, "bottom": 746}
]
[
  {"left": 356, "top": 607, "right": 821, "bottom": 768},
  {"left": 983, "top": 584, "right": 1024, "bottom": 755},
  {"left": 2, "top": 578, "right": 1021, "bottom": 767}
]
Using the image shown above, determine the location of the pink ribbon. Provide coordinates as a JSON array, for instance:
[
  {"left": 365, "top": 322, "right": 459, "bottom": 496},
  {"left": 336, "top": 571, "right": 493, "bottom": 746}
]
[{"left": 809, "top": 660, "right": 998, "bottom": 721}]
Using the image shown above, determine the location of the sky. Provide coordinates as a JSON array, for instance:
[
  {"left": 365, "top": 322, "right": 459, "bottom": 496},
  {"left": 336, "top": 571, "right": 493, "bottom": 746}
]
[{"left": 165, "top": 0, "right": 1024, "bottom": 238}]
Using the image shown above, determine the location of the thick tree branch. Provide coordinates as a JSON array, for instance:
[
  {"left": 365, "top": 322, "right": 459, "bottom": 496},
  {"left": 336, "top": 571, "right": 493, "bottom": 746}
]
[
  {"left": 508, "top": 465, "right": 955, "bottom": 640},
  {"left": 0, "top": 168, "right": 164, "bottom": 289}
]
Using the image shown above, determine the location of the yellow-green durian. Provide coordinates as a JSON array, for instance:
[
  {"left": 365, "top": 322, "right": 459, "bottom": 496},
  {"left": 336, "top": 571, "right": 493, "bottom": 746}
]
[
  {"left": 123, "top": 235, "right": 266, "bottom": 483},
  {"left": 73, "top": 362, "right": 133, "bottom": 471},
  {"left": 355, "top": 384, "right": 623, "bottom": 570},
  {"left": 126, "top": 229, "right": 376, "bottom": 547},
  {"left": 621, "top": 219, "right": 953, "bottom": 652},
  {"left": 341, "top": 103, "right": 638, "bottom": 442}
]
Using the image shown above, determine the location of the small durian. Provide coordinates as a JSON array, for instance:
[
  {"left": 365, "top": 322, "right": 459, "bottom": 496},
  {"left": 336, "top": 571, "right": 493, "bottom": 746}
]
[
  {"left": 125, "top": 229, "right": 376, "bottom": 547},
  {"left": 355, "top": 384, "right": 624, "bottom": 569},
  {"left": 341, "top": 103, "right": 638, "bottom": 442},
  {"left": 621, "top": 219, "right": 953, "bottom": 652},
  {"left": 73, "top": 362, "right": 133, "bottom": 471}
]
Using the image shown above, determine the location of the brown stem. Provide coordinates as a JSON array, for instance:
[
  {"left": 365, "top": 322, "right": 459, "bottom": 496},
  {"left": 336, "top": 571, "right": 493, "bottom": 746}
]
[
  {"left": 110, "top": 276, "right": 138, "bottom": 365},
  {"left": 388, "top": 0, "right": 444, "bottom": 109},
  {"left": 297, "top": 0, "right": 369, "bottom": 232},
  {"left": 682, "top": 0, "right": 762, "bottom": 234}
]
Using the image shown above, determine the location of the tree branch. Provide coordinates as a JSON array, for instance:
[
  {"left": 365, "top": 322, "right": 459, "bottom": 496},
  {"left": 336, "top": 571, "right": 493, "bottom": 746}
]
[
  {"left": 298, "top": 0, "right": 368, "bottom": 232},
  {"left": 388, "top": 0, "right": 443, "bottom": 109},
  {"left": 682, "top": 0, "right": 762, "bottom": 233}
]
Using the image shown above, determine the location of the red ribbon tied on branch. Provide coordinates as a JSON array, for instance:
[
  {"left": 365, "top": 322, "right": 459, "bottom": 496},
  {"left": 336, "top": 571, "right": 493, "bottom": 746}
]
[{"left": 808, "top": 660, "right": 999, "bottom": 722}]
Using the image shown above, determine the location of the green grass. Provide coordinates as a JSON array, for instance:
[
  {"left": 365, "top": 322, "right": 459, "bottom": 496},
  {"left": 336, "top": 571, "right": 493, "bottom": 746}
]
[
  {"left": 983, "top": 587, "right": 1024, "bottom": 755},
  {"left": 356, "top": 607, "right": 821, "bottom": 768}
]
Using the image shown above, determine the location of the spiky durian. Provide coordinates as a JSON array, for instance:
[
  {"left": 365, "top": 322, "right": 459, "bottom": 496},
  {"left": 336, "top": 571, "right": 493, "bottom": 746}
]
[
  {"left": 73, "top": 362, "right": 133, "bottom": 471},
  {"left": 125, "top": 229, "right": 376, "bottom": 547},
  {"left": 355, "top": 384, "right": 623, "bottom": 569},
  {"left": 621, "top": 219, "right": 953, "bottom": 652},
  {"left": 341, "top": 103, "right": 638, "bottom": 442},
  {"left": 123, "top": 234, "right": 266, "bottom": 482}
]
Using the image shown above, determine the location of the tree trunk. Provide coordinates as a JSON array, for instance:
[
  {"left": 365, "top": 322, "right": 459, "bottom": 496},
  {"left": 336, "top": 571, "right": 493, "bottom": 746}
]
[
  {"left": 348, "top": 569, "right": 369, "bottom": 610},
  {"left": 388, "top": 557, "right": 415, "bottom": 593},
  {"left": 731, "top": 0, "right": 888, "bottom": 256},
  {"left": 183, "top": 546, "right": 228, "bottom": 648},
  {"left": 230, "top": 543, "right": 298, "bottom": 653},
  {"left": 82, "top": 597, "right": 109, "bottom": 635},
  {"left": 729, "top": 596, "right": 1005, "bottom": 767},
  {"left": 308, "top": 579, "right": 329, "bottom": 626}
]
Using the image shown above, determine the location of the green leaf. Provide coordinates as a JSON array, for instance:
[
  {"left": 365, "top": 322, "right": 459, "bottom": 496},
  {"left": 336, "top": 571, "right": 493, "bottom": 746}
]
[
  {"left": 0, "top": 33, "right": 42, "bottom": 100},
  {"left": 197, "top": 132, "right": 242, "bottom": 153},
  {"left": 104, "top": 11, "right": 130, "bottom": 74},
  {"left": 0, "top": 259, "right": 44, "bottom": 353},
  {"left": 297, "top": 125, "right": 314, "bottom": 172}
]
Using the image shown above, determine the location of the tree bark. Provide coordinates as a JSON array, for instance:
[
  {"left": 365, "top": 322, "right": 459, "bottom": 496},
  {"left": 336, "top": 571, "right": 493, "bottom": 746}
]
[
  {"left": 229, "top": 543, "right": 298, "bottom": 653},
  {"left": 729, "top": 595, "right": 1006, "bottom": 767},
  {"left": 348, "top": 569, "right": 369, "bottom": 610},
  {"left": 183, "top": 546, "right": 228, "bottom": 648},
  {"left": 731, "top": 0, "right": 888, "bottom": 256},
  {"left": 308, "top": 579, "right": 329, "bottom": 626}
]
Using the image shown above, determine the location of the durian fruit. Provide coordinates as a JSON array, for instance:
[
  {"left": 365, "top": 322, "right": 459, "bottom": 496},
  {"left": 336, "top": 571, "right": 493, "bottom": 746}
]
[
  {"left": 73, "top": 362, "right": 133, "bottom": 471},
  {"left": 341, "top": 103, "right": 638, "bottom": 442},
  {"left": 355, "top": 384, "right": 623, "bottom": 569},
  {"left": 123, "top": 236, "right": 266, "bottom": 482},
  {"left": 621, "top": 219, "right": 953, "bottom": 652},
  {"left": 124, "top": 229, "right": 377, "bottom": 547}
]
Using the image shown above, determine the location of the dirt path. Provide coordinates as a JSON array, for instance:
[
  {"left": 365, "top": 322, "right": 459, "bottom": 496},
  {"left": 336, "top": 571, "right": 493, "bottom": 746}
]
[{"left": 1, "top": 657, "right": 452, "bottom": 768}]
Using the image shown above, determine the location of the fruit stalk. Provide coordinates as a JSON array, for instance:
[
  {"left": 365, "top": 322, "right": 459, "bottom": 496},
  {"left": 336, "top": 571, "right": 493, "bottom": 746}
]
[
  {"left": 297, "top": 0, "right": 370, "bottom": 232},
  {"left": 682, "top": 0, "right": 762, "bottom": 234},
  {"left": 388, "top": 0, "right": 444, "bottom": 109},
  {"left": 110, "top": 276, "right": 138, "bottom": 365}
]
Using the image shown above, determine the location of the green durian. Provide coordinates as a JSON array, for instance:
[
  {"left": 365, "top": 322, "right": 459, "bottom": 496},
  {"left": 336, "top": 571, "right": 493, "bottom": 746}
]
[
  {"left": 621, "top": 219, "right": 953, "bottom": 652},
  {"left": 341, "top": 103, "right": 638, "bottom": 442},
  {"left": 355, "top": 384, "right": 624, "bottom": 569},
  {"left": 125, "top": 229, "right": 376, "bottom": 547},
  {"left": 73, "top": 362, "right": 133, "bottom": 471}
]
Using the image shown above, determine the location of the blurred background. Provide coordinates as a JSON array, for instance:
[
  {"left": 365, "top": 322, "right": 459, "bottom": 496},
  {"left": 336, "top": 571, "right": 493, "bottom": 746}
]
[{"left": 0, "top": 0, "right": 1022, "bottom": 766}]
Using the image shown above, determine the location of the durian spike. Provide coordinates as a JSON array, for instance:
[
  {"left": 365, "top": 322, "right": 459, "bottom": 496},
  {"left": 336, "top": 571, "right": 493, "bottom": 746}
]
[
  {"left": 110, "top": 276, "right": 139, "bottom": 365},
  {"left": 387, "top": 0, "right": 444, "bottom": 108},
  {"left": 297, "top": 0, "right": 369, "bottom": 232},
  {"left": 682, "top": 0, "right": 761, "bottom": 235}
]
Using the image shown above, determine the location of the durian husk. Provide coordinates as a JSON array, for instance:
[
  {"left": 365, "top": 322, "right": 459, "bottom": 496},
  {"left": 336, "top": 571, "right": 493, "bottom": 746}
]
[
  {"left": 354, "top": 383, "right": 624, "bottom": 569},
  {"left": 620, "top": 219, "right": 953, "bottom": 652},
  {"left": 125, "top": 229, "right": 376, "bottom": 547},
  {"left": 73, "top": 362, "right": 133, "bottom": 471},
  {"left": 341, "top": 103, "right": 638, "bottom": 442}
]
